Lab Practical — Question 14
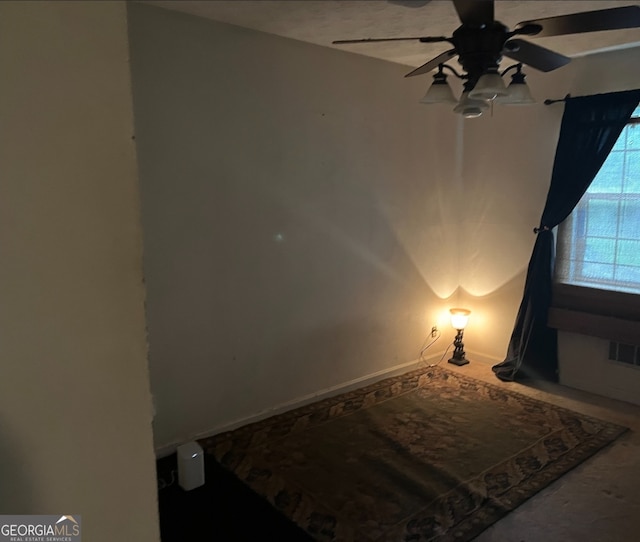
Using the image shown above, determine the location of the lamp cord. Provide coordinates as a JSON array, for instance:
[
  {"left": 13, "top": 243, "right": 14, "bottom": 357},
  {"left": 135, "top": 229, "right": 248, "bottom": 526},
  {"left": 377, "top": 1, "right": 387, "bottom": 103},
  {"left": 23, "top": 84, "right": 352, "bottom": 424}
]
[
  {"left": 419, "top": 330, "right": 456, "bottom": 368},
  {"left": 430, "top": 343, "right": 453, "bottom": 368},
  {"left": 419, "top": 330, "right": 441, "bottom": 362}
]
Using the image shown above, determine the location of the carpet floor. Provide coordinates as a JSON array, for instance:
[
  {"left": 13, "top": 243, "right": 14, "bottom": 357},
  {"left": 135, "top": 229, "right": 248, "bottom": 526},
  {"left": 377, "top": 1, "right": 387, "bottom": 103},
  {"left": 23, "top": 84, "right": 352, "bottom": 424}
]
[{"left": 198, "top": 366, "right": 626, "bottom": 541}]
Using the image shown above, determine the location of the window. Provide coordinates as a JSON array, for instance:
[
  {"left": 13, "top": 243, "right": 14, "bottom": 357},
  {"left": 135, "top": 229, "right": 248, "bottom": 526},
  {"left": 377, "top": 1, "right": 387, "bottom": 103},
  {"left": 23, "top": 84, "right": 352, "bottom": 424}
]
[
  {"left": 556, "top": 104, "right": 640, "bottom": 295},
  {"left": 550, "top": 103, "right": 640, "bottom": 344}
]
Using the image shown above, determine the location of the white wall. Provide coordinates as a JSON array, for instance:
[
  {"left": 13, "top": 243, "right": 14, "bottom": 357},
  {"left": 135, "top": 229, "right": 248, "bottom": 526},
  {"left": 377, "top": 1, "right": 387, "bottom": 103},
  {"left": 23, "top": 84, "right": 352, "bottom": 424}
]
[
  {"left": 0, "top": 2, "right": 159, "bottom": 540},
  {"left": 127, "top": 4, "right": 459, "bottom": 451},
  {"left": 558, "top": 333, "right": 640, "bottom": 406}
]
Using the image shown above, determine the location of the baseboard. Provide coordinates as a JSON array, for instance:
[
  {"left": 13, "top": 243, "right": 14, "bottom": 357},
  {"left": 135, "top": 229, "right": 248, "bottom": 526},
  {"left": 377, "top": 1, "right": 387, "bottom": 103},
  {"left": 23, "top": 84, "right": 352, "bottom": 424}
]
[
  {"left": 155, "top": 353, "right": 445, "bottom": 458},
  {"left": 465, "top": 350, "right": 503, "bottom": 366}
]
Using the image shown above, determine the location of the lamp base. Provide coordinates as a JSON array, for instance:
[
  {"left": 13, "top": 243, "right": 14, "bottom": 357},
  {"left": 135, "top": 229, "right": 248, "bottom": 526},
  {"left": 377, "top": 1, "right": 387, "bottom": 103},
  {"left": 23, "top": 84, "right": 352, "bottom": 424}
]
[{"left": 448, "top": 356, "right": 470, "bottom": 367}]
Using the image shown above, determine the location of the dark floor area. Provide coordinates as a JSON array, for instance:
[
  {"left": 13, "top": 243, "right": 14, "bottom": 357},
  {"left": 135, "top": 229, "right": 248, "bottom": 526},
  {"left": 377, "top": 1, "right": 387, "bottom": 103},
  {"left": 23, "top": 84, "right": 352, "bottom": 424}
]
[{"left": 157, "top": 453, "right": 313, "bottom": 541}]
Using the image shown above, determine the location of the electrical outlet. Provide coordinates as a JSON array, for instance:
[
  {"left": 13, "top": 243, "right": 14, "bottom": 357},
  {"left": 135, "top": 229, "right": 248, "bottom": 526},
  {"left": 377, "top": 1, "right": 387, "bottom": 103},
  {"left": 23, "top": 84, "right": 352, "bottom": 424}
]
[{"left": 431, "top": 326, "right": 438, "bottom": 337}]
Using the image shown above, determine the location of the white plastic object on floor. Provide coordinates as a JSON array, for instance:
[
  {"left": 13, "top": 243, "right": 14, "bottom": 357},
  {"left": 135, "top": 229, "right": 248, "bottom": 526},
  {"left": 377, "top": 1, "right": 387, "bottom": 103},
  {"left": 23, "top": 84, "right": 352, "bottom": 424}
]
[{"left": 177, "top": 441, "right": 205, "bottom": 491}]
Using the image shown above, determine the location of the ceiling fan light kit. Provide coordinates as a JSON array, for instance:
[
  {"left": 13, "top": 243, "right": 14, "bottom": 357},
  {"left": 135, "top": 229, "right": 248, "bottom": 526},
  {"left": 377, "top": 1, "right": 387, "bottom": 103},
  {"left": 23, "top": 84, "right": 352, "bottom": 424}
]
[
  {"left": 422, "top": 61, "right": 531, "bottom": 114},
  {"left": 496, "top": 65, "right": 536, "bottom": 106},
  {"left": 468, "top": 67, "right": 509, "bottom": 100},
  {"left": 419, "top": 72, "right": 458, "bottom": 104},
  {"left": 333, "top": 1, "right": 640, "bottom": 118},
  {"left": 453, "top": 91, "right": 490, "bottom": 119}
]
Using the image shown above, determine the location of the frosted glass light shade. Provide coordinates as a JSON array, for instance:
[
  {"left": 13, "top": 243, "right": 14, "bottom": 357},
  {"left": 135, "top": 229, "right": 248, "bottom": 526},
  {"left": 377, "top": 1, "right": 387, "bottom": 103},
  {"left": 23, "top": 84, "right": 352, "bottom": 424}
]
[
  {"left": 450, "top": 308, "right": 471, "bottom": 330},
  {"left": 495, "top": 74, "right": 535, "bottom": 105},
  {"left": 496, "top": 83, "right": 535, "bottom": 105},
  {"left": 420, "top": 82, "right": 457, "bottom": 104},
  {"left": 420, "top": 76, "right": 457, "bottom": 104},
  {"left": 453, "top": 92, "right": 489, "bottom": 118},
  {"left": 469, "top": 71, "right": 508, "bottom": 100}
]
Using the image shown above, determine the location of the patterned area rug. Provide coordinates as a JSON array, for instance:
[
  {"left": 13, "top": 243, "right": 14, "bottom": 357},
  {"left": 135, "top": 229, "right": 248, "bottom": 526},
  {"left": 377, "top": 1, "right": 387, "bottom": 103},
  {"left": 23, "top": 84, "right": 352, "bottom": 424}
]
[{"left": 200, "top": 367, "right": 627, "bottom": 541}]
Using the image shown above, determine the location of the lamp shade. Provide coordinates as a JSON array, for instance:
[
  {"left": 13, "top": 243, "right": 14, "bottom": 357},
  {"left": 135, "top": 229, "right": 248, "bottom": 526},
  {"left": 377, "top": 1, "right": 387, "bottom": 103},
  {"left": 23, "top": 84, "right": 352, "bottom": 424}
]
[
  {"left": 469, "top": 69, "right": 508, "bottom": 100},
  {"left": 495, "top": 71, "right": 535, "bottom": 105},
  {"left": 453, "top": 92, "right": 489, "bottom": 118},
  {"left": 450, "top": 308, "right": 471, "bottom": 330},
  {"left": 420, "top": 74, "right": 457, "bottom": 104}
]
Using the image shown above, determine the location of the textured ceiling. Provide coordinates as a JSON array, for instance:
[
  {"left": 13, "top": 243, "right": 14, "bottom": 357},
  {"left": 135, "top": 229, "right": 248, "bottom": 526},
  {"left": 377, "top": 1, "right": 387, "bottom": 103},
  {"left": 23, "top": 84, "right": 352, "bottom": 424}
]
[{"left": 144, "top": 0, "right": 640, "bottom": 72}]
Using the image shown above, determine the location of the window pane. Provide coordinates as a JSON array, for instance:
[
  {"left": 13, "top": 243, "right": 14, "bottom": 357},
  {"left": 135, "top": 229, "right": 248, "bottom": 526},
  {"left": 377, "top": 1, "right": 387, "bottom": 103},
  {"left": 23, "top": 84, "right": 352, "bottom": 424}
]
[
  {"left": 590, "top": 152, "right": 624, "bottom": 193},
  {"left": 584, "top": 237, "right": 616, "bottom": 263},
  {"left": 581, "top": 262, "right": 614, "bottom": 282},
  {"left": 627, "top": 124, "right": 640, "bottom": 150},
  {"left": 586, "top": 199, "right": 618, "bottom": 237},
  {"left": 614, "top": 265, "right": 640, "bottom": 286},
  {"left": 617, "top": 240, "right": 640, "bottom": 266},
  {"left": 624, "top": 151, "right": 640, "bottom": 192},
  {"left": 620, "top": 200, "right": 640, "bottom": 238}
]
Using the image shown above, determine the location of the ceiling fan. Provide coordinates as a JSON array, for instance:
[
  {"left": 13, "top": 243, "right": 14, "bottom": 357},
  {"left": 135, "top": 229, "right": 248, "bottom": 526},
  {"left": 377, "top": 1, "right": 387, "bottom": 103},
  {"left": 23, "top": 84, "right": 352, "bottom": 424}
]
[{"left": 333, "top": 1, "right": 640, "bottom": 116}]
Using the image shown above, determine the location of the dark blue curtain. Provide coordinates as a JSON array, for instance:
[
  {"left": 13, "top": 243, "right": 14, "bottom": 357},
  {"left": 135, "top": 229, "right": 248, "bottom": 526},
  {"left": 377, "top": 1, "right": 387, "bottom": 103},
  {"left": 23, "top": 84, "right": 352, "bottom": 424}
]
[{"left": 493, "top": 89, "right": 640, "bottom": 382}]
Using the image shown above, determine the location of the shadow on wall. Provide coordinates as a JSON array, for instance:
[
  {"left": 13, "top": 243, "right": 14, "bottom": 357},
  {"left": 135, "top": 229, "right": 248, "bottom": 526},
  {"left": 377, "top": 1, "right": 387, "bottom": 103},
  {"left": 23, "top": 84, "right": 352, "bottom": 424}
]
[{"left": 0, "top": 421, "right": 36, "bottom": 512}]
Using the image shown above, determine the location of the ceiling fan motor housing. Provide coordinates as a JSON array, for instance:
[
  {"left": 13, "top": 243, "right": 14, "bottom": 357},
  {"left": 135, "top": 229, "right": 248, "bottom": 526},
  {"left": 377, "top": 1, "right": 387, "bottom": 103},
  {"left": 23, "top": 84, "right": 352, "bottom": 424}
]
[{"left": 452, "top": 21, "right": 510, "bottom": 86}]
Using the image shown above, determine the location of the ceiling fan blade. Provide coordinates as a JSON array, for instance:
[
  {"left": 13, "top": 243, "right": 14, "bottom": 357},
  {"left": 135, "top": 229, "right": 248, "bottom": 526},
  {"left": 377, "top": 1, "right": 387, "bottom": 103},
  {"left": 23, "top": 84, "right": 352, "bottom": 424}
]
[
  {"left": 388, "top": 0, "right": 432, "bottom": 7},
  {"left": 515, "top": 6, "right": 640, "bottom": 38},
  {"left": 404, "top": 49, "right": 457, "bottom": 77},
  {"left": 452, "top": 0, "right": 494, "bottom": 26},
  {"left": 332, "top": 36, "right": 448, "bottom": 44},
  {"left": 503, "top": 39, "right": 571, "bottom": 73}
]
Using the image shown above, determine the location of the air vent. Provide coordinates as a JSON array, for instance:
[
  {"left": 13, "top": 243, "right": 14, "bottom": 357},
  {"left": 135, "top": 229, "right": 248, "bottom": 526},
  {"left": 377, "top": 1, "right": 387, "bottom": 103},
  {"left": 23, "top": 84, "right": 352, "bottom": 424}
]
[{"left": 609, "top": 341, "right": 640, "bottom": 366}]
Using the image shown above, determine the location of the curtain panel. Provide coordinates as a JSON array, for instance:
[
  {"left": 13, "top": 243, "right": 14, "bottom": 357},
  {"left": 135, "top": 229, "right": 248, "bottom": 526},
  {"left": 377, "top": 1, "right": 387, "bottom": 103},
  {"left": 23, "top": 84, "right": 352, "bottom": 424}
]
[{"left": 493, "top": 89, "right": 640, "bottom": 382}]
